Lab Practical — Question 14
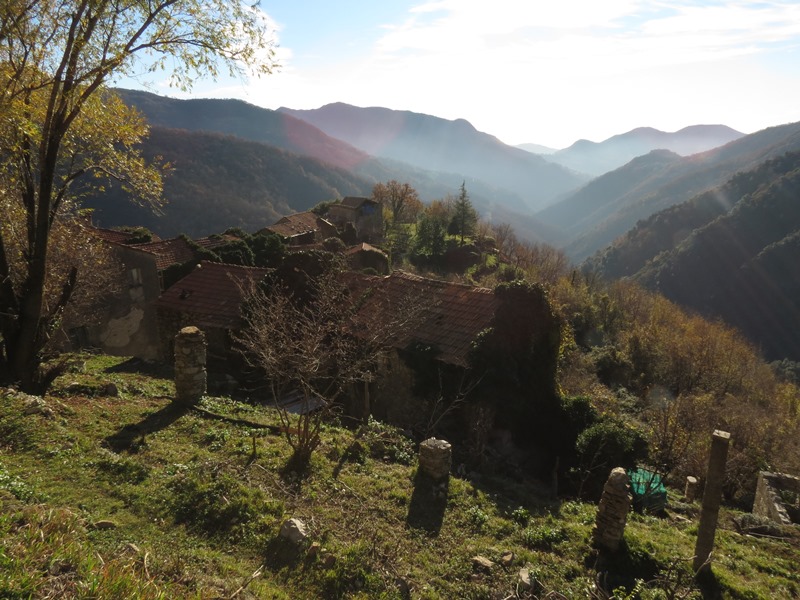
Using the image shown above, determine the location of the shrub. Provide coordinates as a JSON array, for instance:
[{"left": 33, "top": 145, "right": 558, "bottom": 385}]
[{"left": 520, "top": 523, "right": 566, "bottom": 550}]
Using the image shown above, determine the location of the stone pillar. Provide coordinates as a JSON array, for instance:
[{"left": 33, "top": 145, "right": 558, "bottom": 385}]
[
  {"left": 174, "top": 326, "right": 206, "bottom": 406},
  {"left": 592, "top": 467, "right": 632, "bottom": 552},
  {"left": 693, "top": 430, "right": 730, "bottom": 573},
  {"left": 418, "top": 438, "right": 452, "bottom": 480},
  {"left": 684, "top": 476, "right": 699, "bottom": 502}
]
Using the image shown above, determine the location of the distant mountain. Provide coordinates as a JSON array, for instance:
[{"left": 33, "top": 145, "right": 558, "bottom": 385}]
[
  {"left": 97, "top": 90, "right": 561, "bottom": 244},
  {"left": 517, "top": 143, "right": 558, "bottom": 155},
  {"left": 538, "top": 121, "right": 800, "bottom": 262},
  {"left": 536, "top": 149, "right": 683, "bottom": 242},
  {"left": 111, "top": 90, "right": 563, "bottom": 244},
  {"left": 278, "top": 103, "right": 588, "bottom": 211},
  {"left": 584, "top": 152, "right": 800, "bottom": 280},
  {"left": 115, "top": 89, "right": 375, "bottom": 172},
  {"left": 546, "top": 125, "right": 744, "bottom": 176},
  {"left": 84, "top": 126, "right": 374, "bottom": 238},
  {"left": 611, "top": 151, "right": 800, "bottom": 361}
]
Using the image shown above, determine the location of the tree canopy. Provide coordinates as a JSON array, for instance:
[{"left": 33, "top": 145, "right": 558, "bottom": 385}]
[{"left": 0, "top": 0, "right": 277, "bottom": 391}]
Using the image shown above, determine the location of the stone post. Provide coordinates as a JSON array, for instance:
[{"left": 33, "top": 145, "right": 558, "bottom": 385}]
[
  {"left": 174, "top": 326, "right": 207, "bottom": 406},
  {"left": 693, "top": 430, "right": 730, "bottom": 574},
  {"left": 418, "top": 438, "right": 452, "bottom": 481},
  {"left": 592, "top": 467, "right": 632, "bottom": 552},
  {"left": 684, "top": 476, "right": 699, "bottom": 502}
]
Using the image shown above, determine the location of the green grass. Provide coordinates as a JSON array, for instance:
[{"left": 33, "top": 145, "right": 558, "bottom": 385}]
[{"left": 1, "top": 352, "right": 798, "bottom": 598}]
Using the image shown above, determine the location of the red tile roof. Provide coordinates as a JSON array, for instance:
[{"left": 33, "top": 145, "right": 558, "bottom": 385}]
[
  {"left": 193, "top": 234, "right": 241, "bottom": 251},
  {"left": 344, "top": 242, "right": 385, "bottom": 256},
  {"left": 266, "top": 212, "right": 329, "bottom": 238},
  {"left": 348, "top": 271, "right": 497, "bottom": 366},
  {"left": 155, "top": 261, "right": 270, "bottom": 329},
  {"left": 341, "top": 196, "right": 373, "bottom": 209},
  {"left": 133, "top": 238, "right": 198, "bottom": 271},
  {"left": 87, "top": 226, "right": 162, "bottom": 244}
]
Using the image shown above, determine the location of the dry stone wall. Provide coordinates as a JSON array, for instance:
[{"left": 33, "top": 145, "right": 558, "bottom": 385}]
[{"left": 753, "top": 471, "right": 800, "bottom": 525}]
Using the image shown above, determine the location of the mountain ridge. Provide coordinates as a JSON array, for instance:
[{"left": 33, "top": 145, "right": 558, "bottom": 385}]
[
  {"left": 278, "top": 102, "right": 588, "bottom": 211},
  {"left": 545, "top": 124, "right": 744, "bottom": 176},
  {"left": 537, "top": 120, "right": 800, "bottom": 262}
]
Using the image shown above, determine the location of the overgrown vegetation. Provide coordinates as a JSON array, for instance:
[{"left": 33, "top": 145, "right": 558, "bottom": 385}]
[{"left": 1, "top": 355, "right": 798, "bottom": 599}]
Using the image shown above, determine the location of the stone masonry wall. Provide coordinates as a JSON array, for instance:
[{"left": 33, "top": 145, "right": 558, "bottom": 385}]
[{"left": 753, "top": 471, "right": 800, "bottom": 525}]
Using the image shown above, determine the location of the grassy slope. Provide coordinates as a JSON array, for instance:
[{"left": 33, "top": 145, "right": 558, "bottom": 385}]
[{"left": 1, "top": 354, "right": 799, "bottom": 599}]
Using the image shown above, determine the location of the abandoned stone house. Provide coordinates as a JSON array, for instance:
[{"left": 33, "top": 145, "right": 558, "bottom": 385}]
[
  {"left": 261, "top": 212, "right": 337, "bottom": 246},
  {"left": 344, "top": 242, "right": 389, "bottom": 275},
  {"left": 343, "top": 271, "right": 561, "bottom": 452},
  {"left": 154, "top": 260, "right": 269, "bottom": 367},
  {"left": 326, "top": 196, "right": 383, "bottom": 242},
  {"left": 81, "top": 229, "right": 241, "bottom": 359}
]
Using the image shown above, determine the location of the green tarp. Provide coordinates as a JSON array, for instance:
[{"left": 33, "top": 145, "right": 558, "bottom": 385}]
[{"left": 628, "top": 468, "right": 667, "bottom": 513}]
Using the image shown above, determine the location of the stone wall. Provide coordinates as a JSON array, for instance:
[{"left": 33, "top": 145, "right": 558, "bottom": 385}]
[
  {"left": 753, "top": 471, "right": 800, "bottom": 525},
  {"left": 87, "top": 247, "right": 162, "bottom": 360}
]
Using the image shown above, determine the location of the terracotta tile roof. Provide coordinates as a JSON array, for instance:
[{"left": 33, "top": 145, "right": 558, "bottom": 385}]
[
  {"left": 265, "top": 212, "right": 330, "bottom": 239},
  {"left": 133, "top": 238, "right": 198, "bottom": 271},
  {"left": 87, "top": 226, "right": 162, "bottom": 244},
  {"left": 340, "top": 196, "right": 372, "bottom": 209},
  {"left": 155, "top": 261, "right": 270, "bottom": 329},
  {"left": 193, "top": 234, "right": 240, "bottom": 251},
  {"left": 348, "top": 271, "right": 497, "bottom": 366},
  {"left": 344, "top": 242, "right": 385, "bottom": 256}
]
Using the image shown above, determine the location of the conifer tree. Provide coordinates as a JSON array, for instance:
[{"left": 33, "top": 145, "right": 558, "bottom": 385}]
[{"left": 449, "top": 182, "right": 478, "bottom": 246}]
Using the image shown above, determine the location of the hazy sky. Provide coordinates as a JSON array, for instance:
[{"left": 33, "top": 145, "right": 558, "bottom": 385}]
[{"left": 148, "top": 1, "right": 800, "bottom": 149}]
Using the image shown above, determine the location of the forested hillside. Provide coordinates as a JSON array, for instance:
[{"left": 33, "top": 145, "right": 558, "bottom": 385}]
[
  {"left": 588, "top": 151, "right": 800, "bottom": 279},
  {"left": 539, "top": 121, "right": 800, "bottom": 261},
  {"left": 84, "top": 127, "right": 374, "bottom": 237},
  {"left": 586, "top": 151, "right": 800, "bottom": 361}
]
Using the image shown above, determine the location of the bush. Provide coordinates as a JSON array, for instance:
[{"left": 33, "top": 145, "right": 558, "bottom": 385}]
[
  {"left": 520, "top": 523, "right": 566, "bottom": 550},
  {"left": 573, "top": 418, "right": 648, "bottom": 498}
]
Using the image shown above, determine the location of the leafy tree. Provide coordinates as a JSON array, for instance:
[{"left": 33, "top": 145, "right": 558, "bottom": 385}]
[
  {"left": 372, "top": 180, "right": 423, "bottom": 226},
  {"left": 413, "top": 199, "right": 452, "bottom": 260},
  {"left": 0, "top": 0, "right": 276, "bottom": 391},
  {"left": 449, "top": 182, "right": 478, "bottom": 246}
]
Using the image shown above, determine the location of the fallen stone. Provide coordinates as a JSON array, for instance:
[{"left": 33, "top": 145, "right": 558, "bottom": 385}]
[
  {"left": 519, "top": 567, "right": 534, "bottom": 592},
  {"left": 500, "top": 551, "right": 514, "bottom": 568},
  {"left": 279, "top": 517, "right": 308, "bottom": 544},
  {"left": 306, "top": 541, "right": 321, "bottom": 558},
  {"left": 472, "top": 555, "right": 495, "bottom": 573},
  {"left": 92, "top": 520, "right": 117, "bottom": 530}
]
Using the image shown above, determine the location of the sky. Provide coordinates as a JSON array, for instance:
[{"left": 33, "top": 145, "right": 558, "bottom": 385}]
[{"left": 143, "top": 0, "right": 800, "bottom": 149}]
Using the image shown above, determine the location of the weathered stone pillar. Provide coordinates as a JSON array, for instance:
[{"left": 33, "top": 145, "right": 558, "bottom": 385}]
[
  {"left": 593, "top": 467, "right": 632, "bottom": 552},
  {"left": 174, "top": 326, "right": 206, "bottom": 406},
  {"left": 418, "top": 438, "right": 452, "bottom": 480},
  {"left": 684, "top": 476, "right": 699, "bottom": 502},
  {"left": 693, "top": 430, "right": 730, "bottom": 574}
]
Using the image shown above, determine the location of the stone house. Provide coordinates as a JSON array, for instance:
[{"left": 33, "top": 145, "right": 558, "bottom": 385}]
[
  {"left": 344, "top": 271, "right": 561, "bottom": 454},
  {"left": 345, "top": 242, "right": 389, "bottom": 274},
  {"left": 154, "top": 260, "right": 269, "bottom": 366},
  {"left": 82, "top": 231, "right": 239, "bottom": 359},
  {"left": 262, "top": 212, "right": 337, "bottom": 246},
  {"left": 327, "top": 196, "right": 383, "bottom": 242}
]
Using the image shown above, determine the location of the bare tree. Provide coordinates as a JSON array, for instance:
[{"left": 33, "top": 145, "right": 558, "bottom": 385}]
[{"left": 237, "top": 265, "right": 426, "bottom": 465}]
